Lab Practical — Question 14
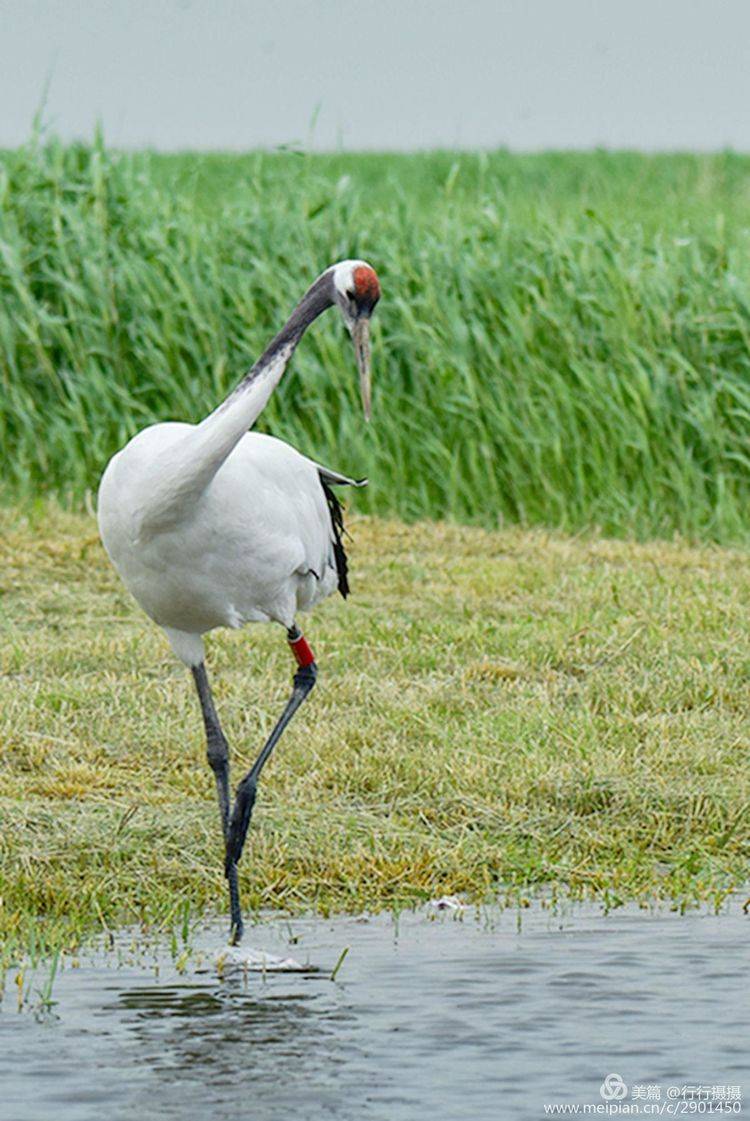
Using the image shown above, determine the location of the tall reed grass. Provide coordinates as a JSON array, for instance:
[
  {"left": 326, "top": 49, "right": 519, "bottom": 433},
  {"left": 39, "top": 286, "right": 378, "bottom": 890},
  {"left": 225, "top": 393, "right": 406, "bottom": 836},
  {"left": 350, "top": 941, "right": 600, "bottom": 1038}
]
[{"left": 2, "top": 134, "right": 750, "bottom": 540}]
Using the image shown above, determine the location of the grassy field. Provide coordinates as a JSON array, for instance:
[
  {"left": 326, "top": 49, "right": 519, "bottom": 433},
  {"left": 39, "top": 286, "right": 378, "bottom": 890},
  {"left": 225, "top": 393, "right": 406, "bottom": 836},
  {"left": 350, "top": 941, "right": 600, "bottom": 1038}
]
[
  {"left": 3, "top": 138, "right": 750, "bottom": 538},
  {"left": 1, "top": 506, "right": 749, "bottom": 956},
  {"left": 2, "top": 138, "right": 750, "bottom": 954}
]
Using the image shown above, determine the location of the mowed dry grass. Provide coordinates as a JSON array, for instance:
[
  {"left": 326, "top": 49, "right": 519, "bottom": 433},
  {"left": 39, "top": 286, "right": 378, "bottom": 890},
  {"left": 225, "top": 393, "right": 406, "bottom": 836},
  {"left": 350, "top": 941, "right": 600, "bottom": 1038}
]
[{"left": 1, "top": 504, "right": 749, "bottom": 951}]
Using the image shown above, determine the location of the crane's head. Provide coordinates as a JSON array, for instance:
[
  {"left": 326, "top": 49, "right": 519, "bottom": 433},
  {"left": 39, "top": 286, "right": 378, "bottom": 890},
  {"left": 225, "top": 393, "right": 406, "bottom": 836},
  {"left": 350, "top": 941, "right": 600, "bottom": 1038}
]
[{"left": 331, "top": 260, "right": 380, "bottom": 421}]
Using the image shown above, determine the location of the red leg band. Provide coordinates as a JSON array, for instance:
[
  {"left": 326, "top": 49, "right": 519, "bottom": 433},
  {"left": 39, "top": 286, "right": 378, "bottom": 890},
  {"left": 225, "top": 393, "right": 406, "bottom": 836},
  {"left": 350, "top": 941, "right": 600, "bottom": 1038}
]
[{"left": 288, "top": 632, "right": 316, "bottom": 668}]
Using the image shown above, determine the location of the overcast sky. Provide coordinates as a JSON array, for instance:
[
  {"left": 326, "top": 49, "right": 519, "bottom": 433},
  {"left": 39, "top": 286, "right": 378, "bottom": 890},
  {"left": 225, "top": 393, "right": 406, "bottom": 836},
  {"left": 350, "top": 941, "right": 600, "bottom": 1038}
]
[{"left": 0, "top": 0, "right": 748, "bottom": 151}]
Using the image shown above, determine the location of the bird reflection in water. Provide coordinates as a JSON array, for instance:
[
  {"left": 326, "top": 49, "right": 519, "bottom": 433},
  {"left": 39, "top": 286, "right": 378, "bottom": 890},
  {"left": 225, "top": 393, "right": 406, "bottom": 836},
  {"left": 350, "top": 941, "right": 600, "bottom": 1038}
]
[{"left": 112, "top": 980, "right": 359, "bottom": 1096}]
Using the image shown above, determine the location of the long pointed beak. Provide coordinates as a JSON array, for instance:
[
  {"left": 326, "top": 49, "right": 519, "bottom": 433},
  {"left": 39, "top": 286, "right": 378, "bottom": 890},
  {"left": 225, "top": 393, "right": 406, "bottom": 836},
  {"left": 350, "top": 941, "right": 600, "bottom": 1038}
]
[{"left": 352, "top": 317, "right": 372, "bottom": 422}]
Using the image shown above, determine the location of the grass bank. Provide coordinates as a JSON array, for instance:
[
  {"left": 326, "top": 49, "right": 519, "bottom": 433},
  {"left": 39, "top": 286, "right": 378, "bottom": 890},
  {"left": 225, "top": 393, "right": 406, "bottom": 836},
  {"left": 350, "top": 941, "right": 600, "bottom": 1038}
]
[
  {"left": 3, "top": 138, "right": 750, "bottom": 538},
  {"left": 1, "top": 507, "right": 748, "bottom": 955}
]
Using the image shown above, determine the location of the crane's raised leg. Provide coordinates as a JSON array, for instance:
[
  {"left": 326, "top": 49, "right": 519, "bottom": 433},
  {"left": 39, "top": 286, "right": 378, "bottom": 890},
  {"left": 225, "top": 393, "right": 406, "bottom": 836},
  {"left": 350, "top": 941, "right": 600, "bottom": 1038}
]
[
  {"left": 224, "top": 626, "right": 317, "bottom": 943},
  {"left": 191, "top": 662, "right": 243, "bottom": 940}
]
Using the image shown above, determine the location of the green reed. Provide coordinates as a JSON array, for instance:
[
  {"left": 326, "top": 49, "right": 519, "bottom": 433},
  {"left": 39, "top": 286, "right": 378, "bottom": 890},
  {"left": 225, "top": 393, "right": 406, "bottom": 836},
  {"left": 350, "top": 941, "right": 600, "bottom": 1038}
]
[{"left": 3, "top": 134, "right": 750, "bottom": 541}]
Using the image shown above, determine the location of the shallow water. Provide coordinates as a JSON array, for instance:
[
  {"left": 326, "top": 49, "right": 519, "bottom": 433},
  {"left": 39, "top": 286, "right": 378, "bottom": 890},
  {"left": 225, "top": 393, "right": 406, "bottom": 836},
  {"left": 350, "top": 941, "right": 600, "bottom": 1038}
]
[{"left": 1, "top": 902, "right": 747, "bottom": 1121}]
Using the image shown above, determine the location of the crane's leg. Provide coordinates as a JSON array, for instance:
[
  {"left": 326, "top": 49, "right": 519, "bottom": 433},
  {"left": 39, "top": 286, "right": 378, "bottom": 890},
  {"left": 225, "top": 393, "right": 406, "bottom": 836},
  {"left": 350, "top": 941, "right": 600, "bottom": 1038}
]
[
  {"left": 191, "top": 662, "right": 242, "bottom": 942},
  {"left": 224, "top": 626, "right": 317, "bottom": 943}
]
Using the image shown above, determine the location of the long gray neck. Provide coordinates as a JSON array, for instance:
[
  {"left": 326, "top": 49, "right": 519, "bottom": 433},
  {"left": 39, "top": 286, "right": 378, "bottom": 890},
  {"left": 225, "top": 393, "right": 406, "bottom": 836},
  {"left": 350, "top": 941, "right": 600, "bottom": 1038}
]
[
  {"left": 234, "top": 269, "right": 335, "bottom": 396},
  {"left": 137, "top": 269, "right": 337, "bottom": 533}
]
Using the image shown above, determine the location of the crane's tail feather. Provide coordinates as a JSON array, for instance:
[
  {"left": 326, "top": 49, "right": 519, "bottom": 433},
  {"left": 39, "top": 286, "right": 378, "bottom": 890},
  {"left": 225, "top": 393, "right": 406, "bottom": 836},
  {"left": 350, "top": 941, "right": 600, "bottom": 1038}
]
[
  {"left": 318, "top": 474, "right": 352, "bottom": 599},
  {"left": 313, "top": 460, "right": 368, "bottom": 489}
]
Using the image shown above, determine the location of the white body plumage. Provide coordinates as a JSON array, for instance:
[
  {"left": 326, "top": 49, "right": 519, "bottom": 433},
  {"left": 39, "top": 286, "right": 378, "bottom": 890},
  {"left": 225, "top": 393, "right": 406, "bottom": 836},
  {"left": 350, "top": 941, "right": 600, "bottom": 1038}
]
[{"left": 99, "top": 427, "right": 343, "bottom": 666}]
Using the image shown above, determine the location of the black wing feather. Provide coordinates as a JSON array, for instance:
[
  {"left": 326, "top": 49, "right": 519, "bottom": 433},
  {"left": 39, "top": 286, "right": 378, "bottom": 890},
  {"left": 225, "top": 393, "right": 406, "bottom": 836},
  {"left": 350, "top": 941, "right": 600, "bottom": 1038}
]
[{"left": 319, "top": 474, "right": 351, "bottom": 599}]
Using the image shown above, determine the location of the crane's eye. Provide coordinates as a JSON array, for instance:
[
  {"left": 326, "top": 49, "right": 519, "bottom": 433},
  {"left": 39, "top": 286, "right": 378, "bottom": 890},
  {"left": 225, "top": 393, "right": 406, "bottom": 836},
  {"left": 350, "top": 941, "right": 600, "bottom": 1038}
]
[{"left": 345, "top": 289, "right": 356, "bottom": 301}]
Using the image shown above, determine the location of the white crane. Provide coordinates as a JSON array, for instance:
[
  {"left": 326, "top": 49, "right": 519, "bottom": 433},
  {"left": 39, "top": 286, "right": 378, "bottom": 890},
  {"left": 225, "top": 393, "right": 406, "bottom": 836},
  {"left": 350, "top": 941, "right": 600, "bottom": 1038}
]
[{"left": 98, "top": 260, "right": 380, "bottom": 943}]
